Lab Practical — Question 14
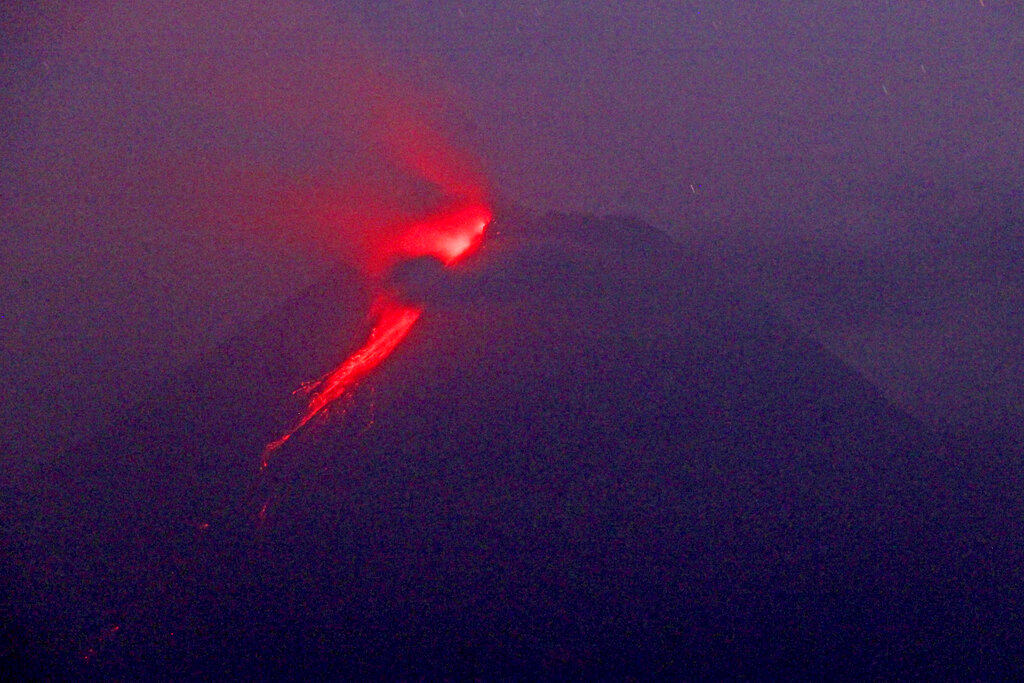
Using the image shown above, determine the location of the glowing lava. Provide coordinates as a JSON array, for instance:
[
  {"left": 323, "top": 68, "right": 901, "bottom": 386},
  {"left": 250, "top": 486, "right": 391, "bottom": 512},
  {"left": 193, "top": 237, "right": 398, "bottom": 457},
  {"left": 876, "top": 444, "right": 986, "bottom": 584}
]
[
  {"left": 263, "top": 200, "right": 491, "bottom": 463},
  {"left": 371, "top": 200, "right": 492, "bottom": 274},
  {"left": 262, "top": 296, "right": 421, "bottom": 464}
]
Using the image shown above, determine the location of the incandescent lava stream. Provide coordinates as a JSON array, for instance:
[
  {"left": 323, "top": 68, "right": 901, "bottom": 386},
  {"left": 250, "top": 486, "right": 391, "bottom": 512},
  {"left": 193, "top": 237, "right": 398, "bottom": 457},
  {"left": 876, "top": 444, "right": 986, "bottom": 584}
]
[{"left": 262, "top": 200, "right": 492, "bottom": 464}]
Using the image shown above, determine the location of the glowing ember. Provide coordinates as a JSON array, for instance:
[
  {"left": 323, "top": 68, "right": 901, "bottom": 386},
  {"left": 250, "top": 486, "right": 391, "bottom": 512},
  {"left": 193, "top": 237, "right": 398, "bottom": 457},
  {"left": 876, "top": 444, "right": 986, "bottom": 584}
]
[{"left": 263, "top": 200, "right": 490, "bottom": 462}]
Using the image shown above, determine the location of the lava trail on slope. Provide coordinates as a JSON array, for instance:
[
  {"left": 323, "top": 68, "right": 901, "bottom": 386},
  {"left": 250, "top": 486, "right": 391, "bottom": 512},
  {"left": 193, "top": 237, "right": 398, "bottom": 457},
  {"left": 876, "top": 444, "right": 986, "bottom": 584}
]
[{"left": 262, "top": 200, "right": 492, "bottom": 462}]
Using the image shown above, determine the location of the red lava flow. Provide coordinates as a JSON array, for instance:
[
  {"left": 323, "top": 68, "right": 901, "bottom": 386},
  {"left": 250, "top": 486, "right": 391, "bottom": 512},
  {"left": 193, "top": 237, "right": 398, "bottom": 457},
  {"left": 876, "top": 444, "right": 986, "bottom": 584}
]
[{"left": 262, "top": 200, "right": 492, "bottom": 465}]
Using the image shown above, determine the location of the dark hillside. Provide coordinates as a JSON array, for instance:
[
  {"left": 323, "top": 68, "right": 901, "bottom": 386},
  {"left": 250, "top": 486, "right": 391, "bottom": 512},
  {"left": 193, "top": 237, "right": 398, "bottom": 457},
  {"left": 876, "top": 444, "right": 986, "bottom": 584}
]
[{"left": 6, "top": 211, "right": 1022, "bottom": 679}]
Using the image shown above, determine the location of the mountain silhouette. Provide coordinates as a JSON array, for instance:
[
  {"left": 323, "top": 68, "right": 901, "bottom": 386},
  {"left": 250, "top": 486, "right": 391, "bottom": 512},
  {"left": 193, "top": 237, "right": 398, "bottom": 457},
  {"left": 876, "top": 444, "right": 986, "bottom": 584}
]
[{"left": 5, "top": 210, "right": 1022, "bottom": 679}]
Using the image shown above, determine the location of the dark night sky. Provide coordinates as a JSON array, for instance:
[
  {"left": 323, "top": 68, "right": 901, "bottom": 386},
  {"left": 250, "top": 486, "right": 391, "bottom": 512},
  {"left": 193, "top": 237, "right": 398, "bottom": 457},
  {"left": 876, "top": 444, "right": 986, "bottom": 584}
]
[{"left": 2, "top": 0, "right": 1023, "bottom": 481}]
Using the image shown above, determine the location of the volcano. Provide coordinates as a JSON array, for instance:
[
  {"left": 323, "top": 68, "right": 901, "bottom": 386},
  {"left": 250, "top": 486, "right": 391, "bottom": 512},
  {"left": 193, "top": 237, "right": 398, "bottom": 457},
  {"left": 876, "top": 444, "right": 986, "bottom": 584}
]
[{"left": 5, "top": 210, "right": 1023, "bottom": 679}]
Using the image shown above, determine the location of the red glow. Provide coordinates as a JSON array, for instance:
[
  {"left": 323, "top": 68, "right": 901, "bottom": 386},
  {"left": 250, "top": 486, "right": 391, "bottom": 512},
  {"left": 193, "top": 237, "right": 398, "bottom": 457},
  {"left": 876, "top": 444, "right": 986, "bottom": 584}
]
[
  {"left": 263, "top": 296, "right": 421, "bottom": 464},
  {"left": 370, "top": 200, "right": 493, "bottom": 275},
  {"left": 263, "top": 199, "right": 491, "bottom": 461}
]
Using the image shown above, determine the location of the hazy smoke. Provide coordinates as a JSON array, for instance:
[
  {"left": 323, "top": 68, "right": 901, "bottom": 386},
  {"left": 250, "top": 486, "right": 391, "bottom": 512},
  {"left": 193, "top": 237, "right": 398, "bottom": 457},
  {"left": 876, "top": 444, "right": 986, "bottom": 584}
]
[
  {"left": 6, "top": 0, "right": 486, "bottom": 264},
  {"left": 0, "top": 0, "right": 488, "bottom": 467}
]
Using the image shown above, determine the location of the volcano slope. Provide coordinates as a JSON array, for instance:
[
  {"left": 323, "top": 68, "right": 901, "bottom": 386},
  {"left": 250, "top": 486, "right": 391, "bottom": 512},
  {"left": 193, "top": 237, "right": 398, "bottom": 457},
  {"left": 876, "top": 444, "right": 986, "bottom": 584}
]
[{"left": 6, "top": 211, "right": 1023, "bottom": 679}]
